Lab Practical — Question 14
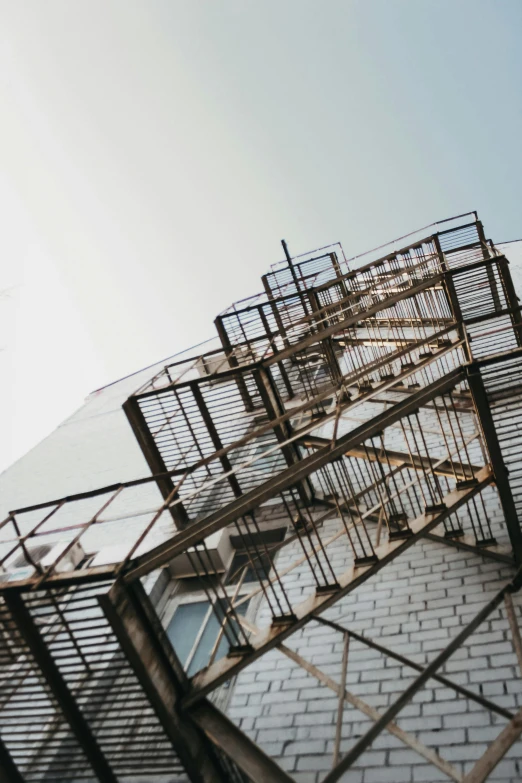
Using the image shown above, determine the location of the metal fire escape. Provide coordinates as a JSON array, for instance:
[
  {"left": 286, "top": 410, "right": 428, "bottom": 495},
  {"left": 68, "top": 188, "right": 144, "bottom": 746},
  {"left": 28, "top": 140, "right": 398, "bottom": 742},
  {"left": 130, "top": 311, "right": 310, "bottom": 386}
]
[{"left": 1, "top": 212, "right": 522, "bottom": 783}]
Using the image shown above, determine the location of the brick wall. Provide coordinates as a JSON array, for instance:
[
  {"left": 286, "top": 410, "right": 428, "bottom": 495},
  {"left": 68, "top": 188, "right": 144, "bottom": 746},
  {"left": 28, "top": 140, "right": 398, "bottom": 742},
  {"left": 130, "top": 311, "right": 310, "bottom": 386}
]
[
  {"left": 224, "top": 383, "right": 522, "bottom": 782},
  {"left": 227, "top": 535, "right": 522, "bottom": 782}
]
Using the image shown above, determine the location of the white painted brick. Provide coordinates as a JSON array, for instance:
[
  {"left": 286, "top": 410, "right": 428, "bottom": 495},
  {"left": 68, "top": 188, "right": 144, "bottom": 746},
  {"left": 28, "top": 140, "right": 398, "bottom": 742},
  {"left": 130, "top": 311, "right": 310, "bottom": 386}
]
[
  {"left": 286, "top": 740, "right": 327, "bottom": 755},
  {"left": 255, "top": 714, "right": 294, "bottom": 729},
  {"left": 443, "top": 711, "right": 487, "bottom": 728},
  {"left": 296, "top": 754, "right": 333, "bottom": 771},
  {"left": 257, "top": 727, "right": 297, "bottom": 743},
  {"left": 442, "top": 744, "right": 488, "bottom": 761},
  {"left": 412, "top": 765, "right": 455, "bottom": 782},
  {"left": 294, "top": 711, "right": 334, "bottom": 727},
  {"left": 364, "top": 765, "right": 411, "bottom": 782}
]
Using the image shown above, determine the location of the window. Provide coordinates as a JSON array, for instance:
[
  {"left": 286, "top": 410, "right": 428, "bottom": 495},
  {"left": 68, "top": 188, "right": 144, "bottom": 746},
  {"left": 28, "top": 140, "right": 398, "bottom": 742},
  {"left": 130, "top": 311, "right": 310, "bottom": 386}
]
[
  {"left": 163, "top": 527, "right": 286, "bottom": 676},
  {"left": 9, "top": 545, "right": 52, "bottom": 569},
  {"left": 166, "top": 597, "right": 249, "bottom": 677}
]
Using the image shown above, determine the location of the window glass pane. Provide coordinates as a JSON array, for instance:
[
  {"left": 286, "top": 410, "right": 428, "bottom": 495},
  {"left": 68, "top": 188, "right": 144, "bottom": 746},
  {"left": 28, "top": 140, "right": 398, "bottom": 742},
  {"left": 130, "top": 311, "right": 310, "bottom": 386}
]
[
  {"left": 187, "top": 600, "right": 250, "bottom": 677},
  {"left": 166, "top": 601, "right": 209, "bottom": 667},
  {"left": 188, "top": 611, "right": 225, "bottom": 676}
]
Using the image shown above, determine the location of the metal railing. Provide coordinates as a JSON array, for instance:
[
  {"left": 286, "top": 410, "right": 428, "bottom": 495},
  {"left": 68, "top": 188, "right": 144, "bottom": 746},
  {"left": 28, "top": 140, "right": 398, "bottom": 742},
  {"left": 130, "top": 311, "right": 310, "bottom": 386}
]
[{"left": 2, "top": 213, "right": 522, "bottom": 783}]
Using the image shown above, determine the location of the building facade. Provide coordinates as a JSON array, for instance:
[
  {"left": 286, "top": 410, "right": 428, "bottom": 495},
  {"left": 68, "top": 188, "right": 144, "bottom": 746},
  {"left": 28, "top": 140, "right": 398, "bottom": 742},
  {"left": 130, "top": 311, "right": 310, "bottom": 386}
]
[{"left": 0, "top": 214, "right": 522, "bottom": 783}]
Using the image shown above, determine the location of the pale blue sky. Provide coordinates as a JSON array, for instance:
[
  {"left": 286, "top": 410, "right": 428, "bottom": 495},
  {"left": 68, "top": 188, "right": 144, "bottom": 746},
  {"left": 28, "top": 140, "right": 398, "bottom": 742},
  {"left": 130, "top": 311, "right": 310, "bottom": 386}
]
[{"left": 0, "top": 0, "right": 521, "bottom": 471}]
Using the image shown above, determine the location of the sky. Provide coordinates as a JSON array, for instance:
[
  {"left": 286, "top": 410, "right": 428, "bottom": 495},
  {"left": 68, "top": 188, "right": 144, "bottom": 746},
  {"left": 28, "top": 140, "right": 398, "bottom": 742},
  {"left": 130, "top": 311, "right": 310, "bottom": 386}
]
[{"left": 0, "top": 0, "right": 521, "bottom": 474}]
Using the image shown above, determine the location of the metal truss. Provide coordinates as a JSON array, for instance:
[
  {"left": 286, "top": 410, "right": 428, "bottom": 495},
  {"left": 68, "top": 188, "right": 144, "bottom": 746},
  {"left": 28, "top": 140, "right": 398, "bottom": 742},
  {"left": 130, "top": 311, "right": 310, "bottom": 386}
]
[{"left": 1, "top": 213, "right": 522, "bottom": 782}]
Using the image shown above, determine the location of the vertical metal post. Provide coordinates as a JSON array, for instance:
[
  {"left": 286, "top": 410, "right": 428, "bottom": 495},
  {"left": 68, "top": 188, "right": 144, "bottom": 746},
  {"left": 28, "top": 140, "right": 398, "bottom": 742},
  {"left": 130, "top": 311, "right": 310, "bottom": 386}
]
[
  {"left": 260, "top": 281, "right": 293, "bottom": 350},
  {"left": 261, "top": 272, "right": 277, "bottom": 300},
  {"left": 123, "top": 397, "right": 189, "bottom": 527},
  {"left": 497, "top": 255, "right": 522, "bottom": 347},
  {"left": 476, "top": 220, "right": 502, "bottom": 312},
  {"left": 332, "top": 632, "right": 349, "bottom": 767},
  {"left": 99, "top": 580, "right": 228, "bottom": 783},
  {"left": 306, "top": 289, "right": 343, "bottom": 384},
  {"left": 258, "top": 306, "right": 294, "bottom": 397},
  {"left": 504, "top": 592, "right": 522, "bottom": 676},
  {"left": 434, "top": 234, "right": 472, "bottom": 361},
  {"left": 253, "top": 366, "right": 313, "bottom": 505},
  {"left": 475, "top": 220, "right": 491, "bottom": 259},
  {"left": 466, "top": 365, "right": 522, "bottom": 564},
  {"left": 281, "top": 239, "right": 309, "bottom": 311},
  {"left": 191, "top": 382, "right": 243, "bottom": 499},
  {"left": 214, "top": 316, "right": 255, "bottom": 412},
  {"left": 330, "top": 252, "right": 350, "bottom": 299}
]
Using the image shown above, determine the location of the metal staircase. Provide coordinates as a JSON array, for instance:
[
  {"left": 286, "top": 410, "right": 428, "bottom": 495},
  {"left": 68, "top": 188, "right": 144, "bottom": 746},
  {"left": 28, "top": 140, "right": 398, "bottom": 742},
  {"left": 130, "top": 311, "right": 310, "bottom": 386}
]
[{"left": 1, "top": 212, "right": 522, "bottom": 783}]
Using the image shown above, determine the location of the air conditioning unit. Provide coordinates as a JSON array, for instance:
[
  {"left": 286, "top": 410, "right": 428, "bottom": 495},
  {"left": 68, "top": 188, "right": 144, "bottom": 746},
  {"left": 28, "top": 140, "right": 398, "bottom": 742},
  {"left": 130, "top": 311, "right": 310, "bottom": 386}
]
[
  {"left": 89, "top": 544, "right": 133, "bottom": 568},
  {"left": 169, "top": 529, "right": 233, "bottom": 579},
  {"left": 0, "top": 564, "right": 35, "bottom": 583},
  {"left": 88, "top": 530, "right": 233, "bottom": 580},
  {"left": 89, "top": 539, "right": 170, "bottom": 568},
  {"left": 195, "top": 352, "right": 229, "bottom": 378},
  {"left": 41, "top": 541, "right": 85, "bottom": 572},
  {"left": 0, "top": 541, "right": 85, "bottom": 582}
]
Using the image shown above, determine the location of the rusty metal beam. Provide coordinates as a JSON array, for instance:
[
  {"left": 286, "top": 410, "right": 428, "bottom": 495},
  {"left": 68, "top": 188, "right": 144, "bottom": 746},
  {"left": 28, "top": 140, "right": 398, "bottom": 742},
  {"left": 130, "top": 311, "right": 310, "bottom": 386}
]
[
  {"left": 322, "top": 570, "right": 521, "bottom": 783},
  {"left": 98, "top": 579, "right": 228, "bottom": 783},
  {"left": 278, "top": 643, "right": 462, "bottom": 781},
  {"left": 504, "top": 592, "right": 522, "bottom": 677},
  {"left": 122, "top": 397, "right": 188, "bottom": 528},
  {"left": 314, "top": 616, "right": 514, "bottom": 721},
  {"left": 332, "top": 632, "right": 349, "bottom": 768},
  {"left": 298, "top": 435, "right": 481, "bottom": 480},
  {"left": 190, "top": 701, "right": 295, "bottom": 783},
  {"left": 466, "top": 364, "right": 522, "bottom": 564},
  {"left": 461, "top": 707, "right": 522, "bottom": 783},
  {"left": 125, "top": 368, "right": 464, "bottom": 582},
  {"left": 183, "top": 467, "right": 492, "bottom": 705}
]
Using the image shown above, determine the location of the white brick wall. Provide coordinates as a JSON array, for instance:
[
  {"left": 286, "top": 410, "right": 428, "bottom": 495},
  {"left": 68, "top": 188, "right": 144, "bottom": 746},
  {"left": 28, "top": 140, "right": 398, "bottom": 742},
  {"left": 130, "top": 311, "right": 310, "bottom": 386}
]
[{"left": 227, "top": 536, "right": 522, "bottom": 782}]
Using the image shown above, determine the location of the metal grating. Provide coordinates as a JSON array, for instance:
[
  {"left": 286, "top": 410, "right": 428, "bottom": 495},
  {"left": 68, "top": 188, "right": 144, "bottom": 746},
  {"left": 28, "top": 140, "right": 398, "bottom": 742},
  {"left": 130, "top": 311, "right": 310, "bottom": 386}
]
[
  {"left": 263, "top": 248, "right": 348, "bottom": 299},
  {"left": 0, "top": 583, "right": 184, "bottom": 782},
  {"left": 2, "top": 213, "right": 522, "bottom": 783},
  {"left": 0, "top": 593, "right": 96, "bottom": 781}
]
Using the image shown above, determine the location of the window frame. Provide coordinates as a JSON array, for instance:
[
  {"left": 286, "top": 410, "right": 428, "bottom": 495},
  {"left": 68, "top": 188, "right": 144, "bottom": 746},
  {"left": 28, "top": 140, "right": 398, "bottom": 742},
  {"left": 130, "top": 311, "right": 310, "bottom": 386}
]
[
  {"left": 160, "top": 572, "right": 260, "bottom": 677},
  {"left": 159, "top": 526, "right": 287, "bottom": 677}
]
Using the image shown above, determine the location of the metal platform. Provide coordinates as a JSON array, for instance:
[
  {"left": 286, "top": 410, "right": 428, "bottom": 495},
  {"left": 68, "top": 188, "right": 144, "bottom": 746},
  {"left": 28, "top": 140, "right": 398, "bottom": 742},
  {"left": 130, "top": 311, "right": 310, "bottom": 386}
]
[{"left": 1, "top": 214, "right": 522, "bottom": 783}]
